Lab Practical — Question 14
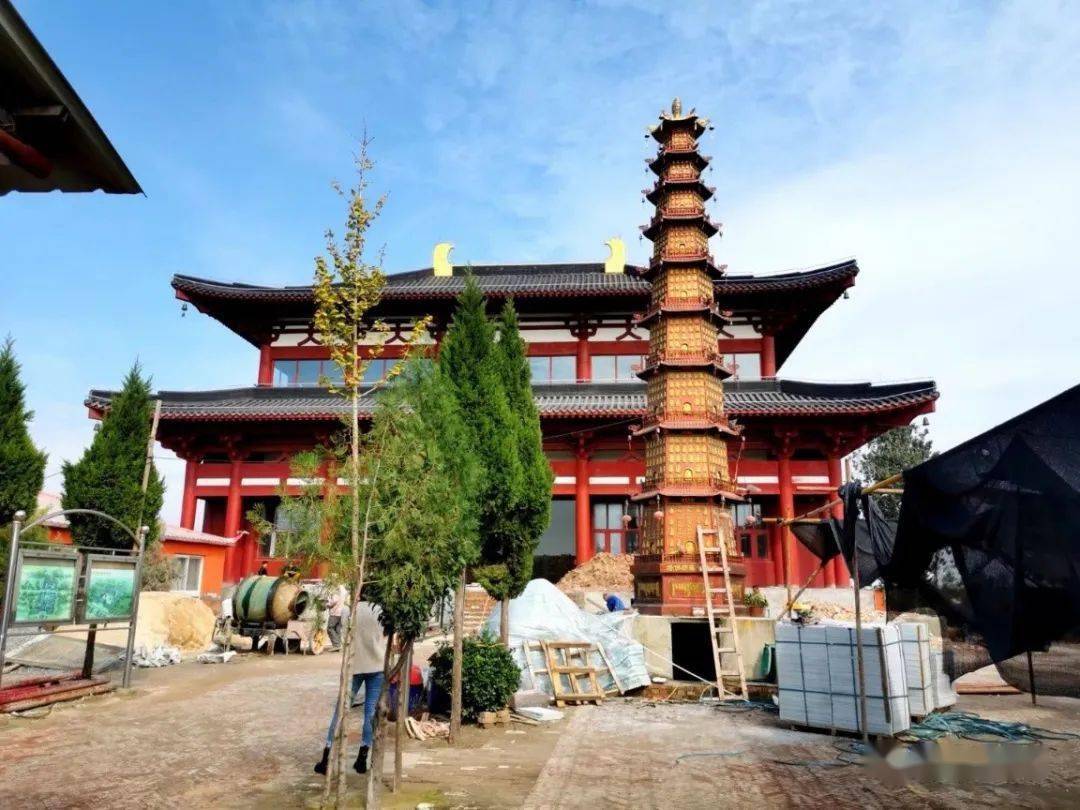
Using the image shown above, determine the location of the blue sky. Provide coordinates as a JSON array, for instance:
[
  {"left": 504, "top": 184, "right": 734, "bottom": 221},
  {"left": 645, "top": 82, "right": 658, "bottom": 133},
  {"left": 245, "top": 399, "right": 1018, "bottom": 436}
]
[{"left": 5, "top": 0, "right": 1079, "bottom": 521}]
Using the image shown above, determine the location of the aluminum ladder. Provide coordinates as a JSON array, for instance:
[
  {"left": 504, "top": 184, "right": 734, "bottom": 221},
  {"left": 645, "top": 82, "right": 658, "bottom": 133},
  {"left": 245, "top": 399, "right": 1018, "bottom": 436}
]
[{"left": 696, "top": 525, "right": 748, "bottom": 700}]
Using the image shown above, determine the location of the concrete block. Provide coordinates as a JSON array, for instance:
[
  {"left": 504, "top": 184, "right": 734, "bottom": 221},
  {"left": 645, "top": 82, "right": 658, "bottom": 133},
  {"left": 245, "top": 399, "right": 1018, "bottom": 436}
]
[
  {"left": 631, "top": 614, "right": 673, "bottom": 679},
  {"left": 511, "top": 689, "right": 551, "bottom": 710}
]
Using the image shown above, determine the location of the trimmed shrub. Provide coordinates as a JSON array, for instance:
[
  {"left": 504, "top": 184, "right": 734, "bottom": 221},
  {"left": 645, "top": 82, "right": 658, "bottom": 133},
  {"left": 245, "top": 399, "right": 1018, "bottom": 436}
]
[{"left": 430, "top": 631, "right": 520, "bottom": 719}]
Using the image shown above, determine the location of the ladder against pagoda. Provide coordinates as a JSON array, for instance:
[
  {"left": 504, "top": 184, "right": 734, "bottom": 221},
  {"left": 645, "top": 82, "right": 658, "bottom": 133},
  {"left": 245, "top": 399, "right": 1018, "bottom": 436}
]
[{"left": 631, "top": 99, "right": 748, "bottom": 617}]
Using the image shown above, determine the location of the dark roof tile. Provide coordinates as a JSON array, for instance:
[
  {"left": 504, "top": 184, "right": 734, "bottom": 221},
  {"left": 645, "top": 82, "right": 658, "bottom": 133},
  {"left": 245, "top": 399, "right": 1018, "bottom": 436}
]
[{"left": 86, "top": 378, "right": 937, "bottom": 422}]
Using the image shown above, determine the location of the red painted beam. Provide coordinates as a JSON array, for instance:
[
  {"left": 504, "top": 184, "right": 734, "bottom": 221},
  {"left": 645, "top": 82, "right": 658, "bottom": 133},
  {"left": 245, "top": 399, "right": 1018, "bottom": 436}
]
[{"left": 0, "top": 129, "right": 52, "bottom": 179}]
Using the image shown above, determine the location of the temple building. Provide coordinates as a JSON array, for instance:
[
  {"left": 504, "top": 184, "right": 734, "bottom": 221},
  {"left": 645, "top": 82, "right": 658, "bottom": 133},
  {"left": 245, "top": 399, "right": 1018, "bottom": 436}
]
[{"left": 85, "top": 102, "right": 937, "bottom": 596}]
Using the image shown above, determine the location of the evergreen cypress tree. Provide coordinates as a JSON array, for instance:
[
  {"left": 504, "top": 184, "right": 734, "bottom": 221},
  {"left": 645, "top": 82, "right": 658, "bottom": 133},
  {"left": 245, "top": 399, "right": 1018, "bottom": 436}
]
[
  {"left": 0, "top": 337, "right": 47, "bottom": 526},
  {"left": 855, "top": 423, "right": 934, "bottom": 519},
  {"left": 62, "top": 364, "right": 164, "bottom": 549},
  {"left": 495, "top": 300, "right": 552, "bottom": 600},
  {"left": 438, "top": 276, "right": 523, "bottom": 599}
]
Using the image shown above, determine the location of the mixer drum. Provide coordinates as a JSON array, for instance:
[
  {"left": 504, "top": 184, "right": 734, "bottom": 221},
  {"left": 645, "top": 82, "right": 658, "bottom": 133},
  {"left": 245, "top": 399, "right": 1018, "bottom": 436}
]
[{"left": 233, "top": 576, "right": 308, "bottom": 627}]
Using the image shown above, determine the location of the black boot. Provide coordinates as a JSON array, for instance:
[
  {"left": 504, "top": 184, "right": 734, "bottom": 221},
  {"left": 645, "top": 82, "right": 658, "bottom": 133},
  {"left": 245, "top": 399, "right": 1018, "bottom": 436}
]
[
  {"left": 313, "top": 746, "right": 330, "bottom": 775},
  {"left": 353, "top": 745, "right": 369, "bottom": 774}
]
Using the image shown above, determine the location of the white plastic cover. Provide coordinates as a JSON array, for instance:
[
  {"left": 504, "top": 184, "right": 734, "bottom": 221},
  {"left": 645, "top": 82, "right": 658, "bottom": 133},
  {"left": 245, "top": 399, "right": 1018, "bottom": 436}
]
[{"left": 482, "top": 579, "right": 650, "bottom": 694}]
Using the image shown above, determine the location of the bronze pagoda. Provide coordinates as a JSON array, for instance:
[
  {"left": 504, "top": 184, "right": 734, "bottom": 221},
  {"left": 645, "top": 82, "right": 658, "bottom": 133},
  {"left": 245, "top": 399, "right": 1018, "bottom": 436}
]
[{"left": 631, "top": 98, "right": 747, "bottom": 616}]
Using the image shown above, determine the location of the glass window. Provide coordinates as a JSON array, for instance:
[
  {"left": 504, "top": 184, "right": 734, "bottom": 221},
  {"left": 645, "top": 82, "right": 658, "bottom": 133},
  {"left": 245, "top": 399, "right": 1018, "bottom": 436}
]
[
  {"left": 296, "top": 360, "right": 320, "bottom": 385},
  {"left": 184, "top": 557, "right": 202, "bottom": 591},
  {"left": 535, "top": 498, "right": 575, "bottom": 556},
  {"left": 551, "top": 355, "right": 575, "bottom": 382},
  {"left": 593, "top": 501, "right": 628, "bottom": 555},
  {"left": 362, "top": 358, "right": 384, "bottom": 384},
  {"left": 591, "top": 355, "right": 616, "bottom": 380},
  {"left": 320, "top": 361, "right": 344, "bottom": 385},
  {"left": 529, "top": 356, "right": 549, "bottom": 381},
  {"left": 170, "top": 555, "right": 203, "bottom": 593},
  {"left": 616, "top": 355, "right": 640, "bottom": 380},
  {"left": 273, "top": 360, "right": 296, "bottom": 386},
  {"left": 731, "top": 502, "right": 762, "bottom": 525},
  {"left": 732, "top": 353, "right": 761, "bottom": 380}
]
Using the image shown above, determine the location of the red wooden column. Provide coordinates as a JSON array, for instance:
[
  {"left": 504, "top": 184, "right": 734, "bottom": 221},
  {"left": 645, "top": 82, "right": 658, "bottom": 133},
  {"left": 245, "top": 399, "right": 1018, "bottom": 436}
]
[
  {"left": 760, "top": 334, "right": 777, "bottom": 378},
  {"left": 777, "top": 451, "right": 796, "bottom": 586},
  {"left": 223, "top": 455, "right": 243, "bottom": 580},
  {"left": 769, "top": 514, "right": 784, "bottom": 584},
  {"left": 572, "top": 321, "right": 594, "bottom": 382},
  {"left": 574, "top": 437, "right": 592, "bottom": 565},
  {"left": 257, "top": 346, "right": 273, "bottom": 386},
  {"left": 827, "top": 454, "right": 849, "bottom": 585},
  {"left": 180, "top": 458, "right": 198, "bottom": 529}
]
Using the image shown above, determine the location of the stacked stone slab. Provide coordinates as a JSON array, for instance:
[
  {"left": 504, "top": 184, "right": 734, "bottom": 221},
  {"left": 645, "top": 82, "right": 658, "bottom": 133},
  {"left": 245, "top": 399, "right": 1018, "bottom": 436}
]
[{"left": 631, "top": 99, "right": 747, "bottom": 616}]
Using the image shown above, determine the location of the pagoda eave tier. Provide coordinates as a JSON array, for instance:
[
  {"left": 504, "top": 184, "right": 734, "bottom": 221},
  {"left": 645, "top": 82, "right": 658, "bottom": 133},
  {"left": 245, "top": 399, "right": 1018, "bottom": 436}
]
[
  {"left": 644, "top": 178, "right": 715, "bottom": 204},
  {"left": 649, "top": 114, "right": 709, "bottom": 142},
  {"left": 632, "top": 485, "right": 744, "bottom": 501},
  {"left": 639, "top": 255, "right": 726, "bottom": 279},
  {"left": 647, "top": 149, "right": 710, "bottom": 175},
  {"left": 632, "top": 418, "right": 741, "bottom": 437},
  {"left": 636, "top": 356, "right": 735, "bottom": 379},
  {"left": 641, "top": 213, "right": 719, "bottom": 241},
  {"left": 633, "top": 303, "right": 730, "bottom": 328}
]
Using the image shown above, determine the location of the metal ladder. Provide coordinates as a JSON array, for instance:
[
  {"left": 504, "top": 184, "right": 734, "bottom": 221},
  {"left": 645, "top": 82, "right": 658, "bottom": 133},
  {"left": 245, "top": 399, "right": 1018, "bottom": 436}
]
[{"left": 696, "top": 525, "right": 748, "bottom": 700}]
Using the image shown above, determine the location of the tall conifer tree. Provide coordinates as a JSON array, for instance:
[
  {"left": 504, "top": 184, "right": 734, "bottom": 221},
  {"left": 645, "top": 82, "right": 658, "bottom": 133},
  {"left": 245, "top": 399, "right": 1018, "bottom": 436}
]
[
  {"left": 0, "top": 337, "right": 47, "bottom": 526},
  {"left": 493, "top": 300, "right": 553, "bottom": 641},
  {"left": 62, "top": 364, "right": 164, "bottom": 548},
  {"left": 439, "top": 276, "right": 524, "bottom": 592}
]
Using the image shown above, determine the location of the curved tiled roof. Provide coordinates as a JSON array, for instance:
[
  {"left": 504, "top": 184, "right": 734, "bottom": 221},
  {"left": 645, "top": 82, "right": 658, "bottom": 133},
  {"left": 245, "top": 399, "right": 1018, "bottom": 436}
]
[
  {"left": 86, "top": 378, "right": 937, "bottom": 422},
  {"left": 171, "top": 259, "right": 856, "bottom": 304}
]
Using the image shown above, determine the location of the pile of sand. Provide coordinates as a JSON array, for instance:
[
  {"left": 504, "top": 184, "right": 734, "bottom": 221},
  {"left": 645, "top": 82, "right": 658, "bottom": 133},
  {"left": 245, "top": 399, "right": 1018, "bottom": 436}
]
[
  {"left": 556, "top": 553, "right": 634, "bottom": 592},
  {"left": 807, "top": 601, "right": 885, "bottom": 624},
  {"left": 134, "top": 592, "right": 216, "bottom": 652}
]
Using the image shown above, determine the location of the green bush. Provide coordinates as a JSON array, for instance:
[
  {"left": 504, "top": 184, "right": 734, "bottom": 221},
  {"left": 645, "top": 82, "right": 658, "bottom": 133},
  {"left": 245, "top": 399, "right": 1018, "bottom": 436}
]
[{"left": 430, "top": 631, "right": 520, "bottom": 719}]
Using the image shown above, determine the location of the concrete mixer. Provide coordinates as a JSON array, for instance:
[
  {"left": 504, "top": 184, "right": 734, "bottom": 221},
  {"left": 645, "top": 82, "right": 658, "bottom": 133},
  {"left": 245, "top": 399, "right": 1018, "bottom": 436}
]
[
  {"left": 226, "top": 575, "right": 325, "bottom": 654},
  {"left": 233, "top": 575, "right": 309, "bottom": 627}
]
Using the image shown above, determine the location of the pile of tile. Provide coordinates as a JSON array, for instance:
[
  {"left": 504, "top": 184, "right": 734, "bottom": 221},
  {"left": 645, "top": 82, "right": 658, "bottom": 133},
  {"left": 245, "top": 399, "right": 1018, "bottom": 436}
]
[
  {"left": 777, "top": 620, "right": 960, "bottom": 736},
  {"left": 776, "top": 622, "right": 910, "bottom": 736}
]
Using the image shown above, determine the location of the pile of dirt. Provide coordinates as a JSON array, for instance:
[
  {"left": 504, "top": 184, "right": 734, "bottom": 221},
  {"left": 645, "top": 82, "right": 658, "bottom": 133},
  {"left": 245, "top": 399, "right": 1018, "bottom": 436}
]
[
  {"left": 134, "top": 592, "right": 216, "bottom": 652},
  {"left": 556, "top": 553, "right": 634, "bottom": 592}
]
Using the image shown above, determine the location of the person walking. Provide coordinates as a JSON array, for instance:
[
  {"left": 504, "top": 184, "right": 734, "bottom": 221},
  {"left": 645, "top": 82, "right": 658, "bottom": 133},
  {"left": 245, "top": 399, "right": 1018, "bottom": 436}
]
[
  {"left": 325, "top": 583, "right": 349, "bottom": 650},
  {"left": 314, "top": 598, "right": 389, "bottom": 776}
]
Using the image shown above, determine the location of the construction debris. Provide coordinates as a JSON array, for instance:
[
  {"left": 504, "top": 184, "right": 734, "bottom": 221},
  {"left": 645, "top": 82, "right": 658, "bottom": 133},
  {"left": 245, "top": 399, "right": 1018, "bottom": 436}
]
[
  {"left": 485, "top": 579, "right": 650, "bottom": 696},
  {"left": 806, "top": 601, "right": 885, "bottom": 624},
  {"left": 514, "top": 706, "right": 563, "bottom": 722},
  {"left": 131, "top": 645, "right": 181, "bottom": 668},
  {"left": 196, "top": 649, "right": 236, "bottom": 665},
  {"left": 556, "top": 553, "right": 633, "bottom": 593},
  {"left": 405, "top": 717, "right": 450, "bottom": 740}
]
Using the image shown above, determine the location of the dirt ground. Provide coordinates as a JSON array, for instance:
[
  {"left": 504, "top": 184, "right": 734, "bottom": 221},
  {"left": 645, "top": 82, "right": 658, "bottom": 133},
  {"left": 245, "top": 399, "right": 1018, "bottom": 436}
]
[{"left": 2, "top": 650, "right": 1080, "bottom": 809}]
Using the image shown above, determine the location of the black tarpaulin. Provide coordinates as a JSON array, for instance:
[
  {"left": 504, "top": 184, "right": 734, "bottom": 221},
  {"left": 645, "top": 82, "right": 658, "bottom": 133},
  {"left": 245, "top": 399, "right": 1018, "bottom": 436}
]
[
  {"left": 790, "top": 519, "right": 841, "bottom": 562},
  {"left": 838, "top": 483, "right": 897, "bottom": 586},
  {"left": 789, "top": 484, "right": 896, "bottom": 584},
  {"left": 889, "top": 383, "right": 1080, "bottom": 662}
]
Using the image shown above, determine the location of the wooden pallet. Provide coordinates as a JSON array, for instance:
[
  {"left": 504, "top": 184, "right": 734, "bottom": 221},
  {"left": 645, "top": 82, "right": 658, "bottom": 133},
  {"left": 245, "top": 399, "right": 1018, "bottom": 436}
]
[{"left": 542, "top": 641, "right": 605, "bottom": 707}]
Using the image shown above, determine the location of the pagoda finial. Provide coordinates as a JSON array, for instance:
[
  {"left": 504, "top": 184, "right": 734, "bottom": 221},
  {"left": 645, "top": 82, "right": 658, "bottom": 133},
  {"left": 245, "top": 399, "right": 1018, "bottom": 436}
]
[{"left": 671, "top": 97, "right": 682, "bottom": 117}]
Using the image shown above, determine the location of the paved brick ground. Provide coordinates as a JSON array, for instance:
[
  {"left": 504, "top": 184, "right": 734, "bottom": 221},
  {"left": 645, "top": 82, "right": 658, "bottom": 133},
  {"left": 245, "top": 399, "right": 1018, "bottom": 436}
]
[{"left": 524, "top": 696, "right": 1080, "bottom": 809}]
